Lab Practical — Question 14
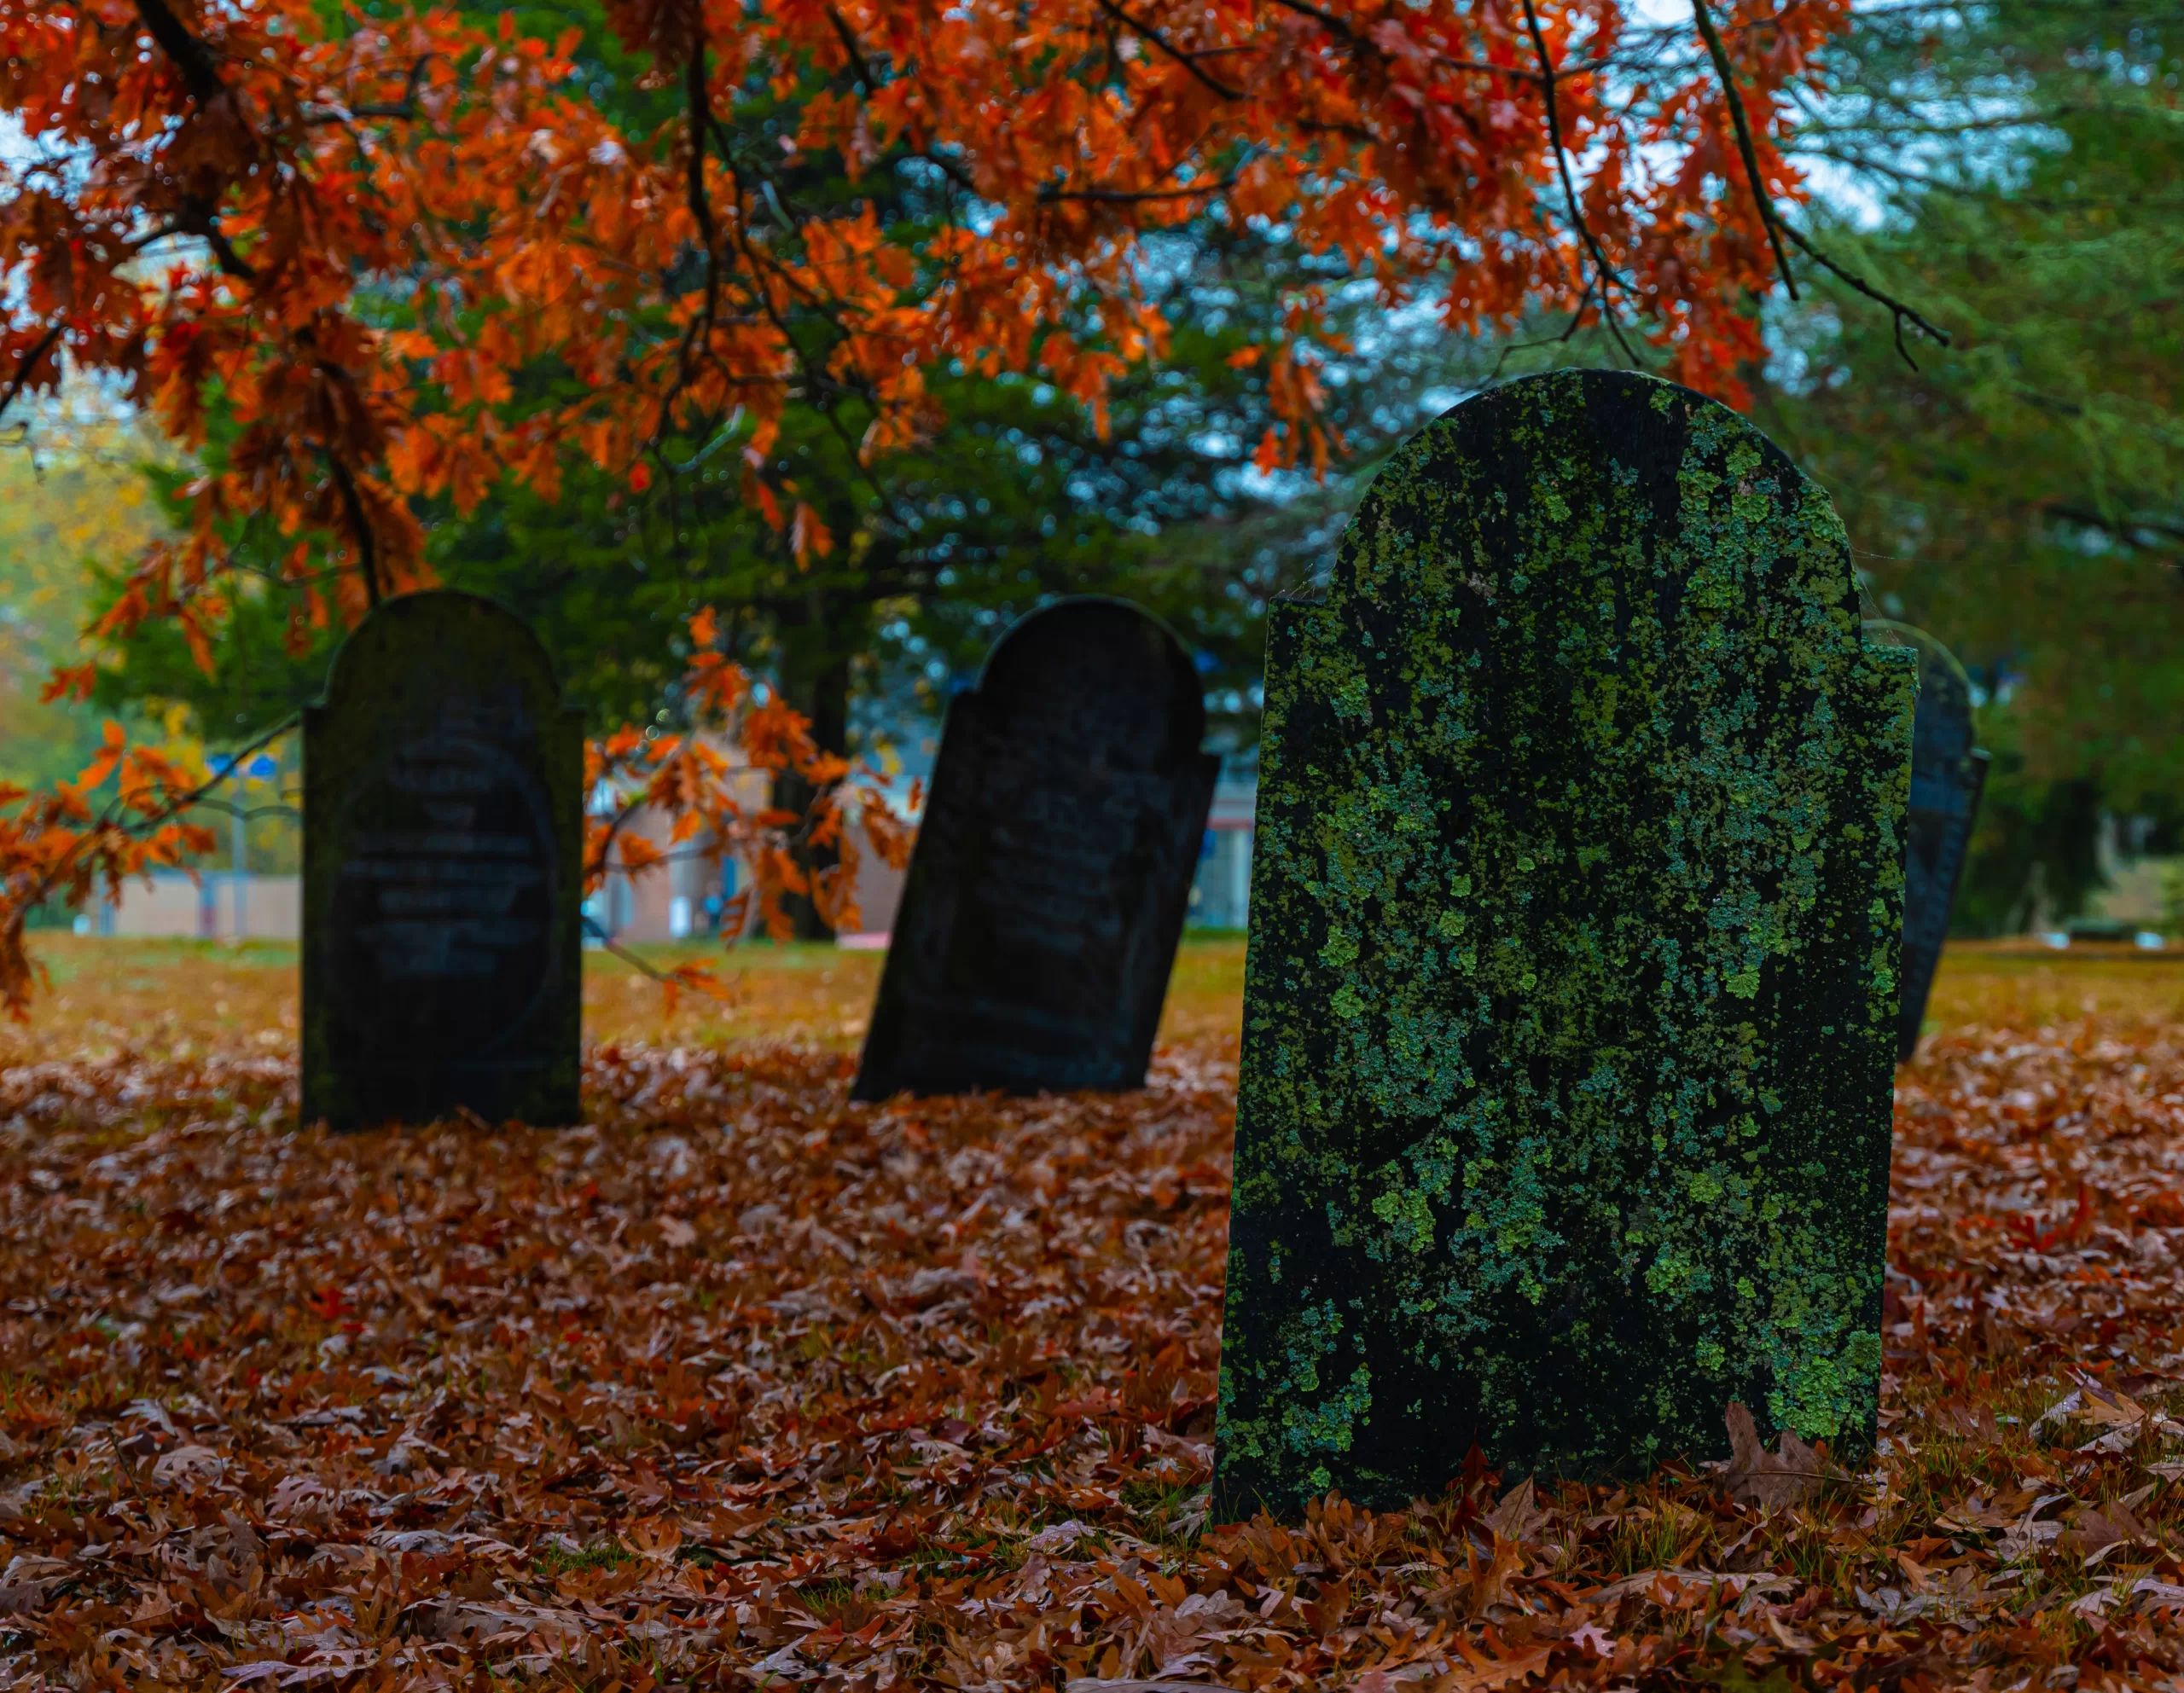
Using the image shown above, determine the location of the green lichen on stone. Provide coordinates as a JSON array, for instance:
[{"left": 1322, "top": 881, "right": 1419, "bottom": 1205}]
[{"left": 1213, "top": 371, "right": 1914, "bottom": 1518}]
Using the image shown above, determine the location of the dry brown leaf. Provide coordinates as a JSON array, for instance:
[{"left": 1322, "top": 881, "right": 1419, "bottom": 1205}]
[
  {"left": 2, "top": 1015, "right": 2183, "bottom": 1692},
  {"left": 1482, "top": 1476, "right": 1553, "bottom": 1545},
  {"left": 1431, "top": 1639, "right": 1555, "bottom": 1692},
  {"left": 1066, "top": 1682, "right": 1244, "bottom": 1693},
  {"left": 1721, "top": 1401, "right": 1823, "bottom": 1509}
]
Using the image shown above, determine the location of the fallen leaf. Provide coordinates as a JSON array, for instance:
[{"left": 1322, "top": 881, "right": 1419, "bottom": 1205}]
[{"left": 1721, "top": 1402, "right": 1824, "bottom": 1509}]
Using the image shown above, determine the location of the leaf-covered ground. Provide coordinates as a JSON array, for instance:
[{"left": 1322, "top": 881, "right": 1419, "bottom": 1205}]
[{"left": 5, "top": 958, "right": 2184, "bottom": 1689}]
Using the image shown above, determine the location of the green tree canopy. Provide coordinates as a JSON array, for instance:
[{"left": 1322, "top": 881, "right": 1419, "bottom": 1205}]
[{"left": 1756, "top": 0, "right": 2184, "bottom": 924}]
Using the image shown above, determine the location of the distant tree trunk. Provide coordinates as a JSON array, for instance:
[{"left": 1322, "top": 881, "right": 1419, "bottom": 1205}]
[{"left": 771, "top": 636, "right": 852, "bottom": 942}]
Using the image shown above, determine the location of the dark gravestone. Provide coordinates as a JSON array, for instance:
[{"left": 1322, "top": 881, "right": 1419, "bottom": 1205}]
[
  {"left": 1214, "top": 371, "right": 1916, "bottom": 1517},
  {"left": 1866, "top": 622, "right": 1989, "bottom": 1062},
  {"left": 302, "top": 592, "right": 584, "bottom": 1132},
  {"left": 853, "top": 598, "right": 1217, "bottom": 1101}
]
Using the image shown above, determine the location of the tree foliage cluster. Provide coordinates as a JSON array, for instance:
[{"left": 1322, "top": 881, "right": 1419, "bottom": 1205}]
[
  {"left": 0, "top": 0, "right": 1882, "bottom": 981},
  {"left": 15, "top": 0, "right": 2168, "bottom": 957},
  {"left": 0, "top": 418, "right": 179, "bottom": 797}
]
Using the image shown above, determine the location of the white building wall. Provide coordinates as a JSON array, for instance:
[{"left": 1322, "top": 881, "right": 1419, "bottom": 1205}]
[{"left": 95, "top": 872, "right": 300, "bottom": 940}]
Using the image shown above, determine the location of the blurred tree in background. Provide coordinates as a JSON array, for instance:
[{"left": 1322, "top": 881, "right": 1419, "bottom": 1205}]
[
  {"left": 0, "top": 421, "right": 177, "bottom": 796},
  {"left": 86, "top": 0, "right": 1481, "bottom": 934},
  {"left": 1758, "top": 0, "right": 2184, "bottom": 929},
  {"left": 69, "top": 0, "right": 2184, "bottom": 938}
]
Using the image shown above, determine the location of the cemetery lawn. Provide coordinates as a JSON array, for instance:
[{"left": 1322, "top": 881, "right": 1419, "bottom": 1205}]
[
  {"left": 0, "top": 934, "right": 1252, "bottom": 1064},
  {"left": 0, "top": 947, "right": 2182, "bottom": 1687}
]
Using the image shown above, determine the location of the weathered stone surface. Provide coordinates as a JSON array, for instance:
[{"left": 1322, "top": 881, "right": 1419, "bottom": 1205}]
[
  {"left": 854, "top": 598, "right": 1217, "bottom": 1101},
  {"left": 303, "top": 592, "right": 584, "bottom": 1132},
  {"left": 1214, "top": 371, "right": 1915, "bottom": 1516},
  {"left": 1867, "top": 622, "right": 1989, "bottom": 1063}
]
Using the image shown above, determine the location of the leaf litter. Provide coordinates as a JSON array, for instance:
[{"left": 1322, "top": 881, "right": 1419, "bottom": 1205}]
[{"left": 3, "top": 1018, "right": 2184, "bottom": 1688}]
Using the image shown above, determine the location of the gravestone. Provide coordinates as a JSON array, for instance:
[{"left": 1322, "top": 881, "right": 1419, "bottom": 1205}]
[
  {"left": 302, "top": 592, "right": 584, "bottom": 1132},
  {"left": 1865, "top": 622, "right": 1989, "bottom": 1063},
  {"left": 852, "top": 598, "right": 1218, "bottom": 1101},
  {"left": 1214, "top": 371, "right": 1916, "bottom": 1517}
]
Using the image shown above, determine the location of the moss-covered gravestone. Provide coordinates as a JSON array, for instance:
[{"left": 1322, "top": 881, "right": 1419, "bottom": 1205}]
[
  {"left": 1214, "top": 371, "right": 1915, "bottom": 1516},
  {"left": 303, "top": 592, "right": 584, "bottom": 1132},
  {"left": 1867, "top": 623, "right": 1989, "bottom": 1063},
  {"left": 853, "top": 598, "right": 1217, "bottom": 1101}
]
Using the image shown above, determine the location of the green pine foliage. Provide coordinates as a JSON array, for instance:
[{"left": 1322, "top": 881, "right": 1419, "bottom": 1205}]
[{"left": 1757, "top": 0, "right": 2184, "bottom": 927}]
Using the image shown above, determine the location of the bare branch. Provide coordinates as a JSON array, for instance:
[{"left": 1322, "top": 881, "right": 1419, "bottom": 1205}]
[
  {"left": 1521, "top": 0, "right": 1638, "bottom": 365},
  {"left": 582, "top": 913, "right": 686, "bottom": 981},
  {"left": 1777, "top": 223, "right": 1951, "bottom": 368},
  {"left": 1488, "top": 278, "right": 1609, "bottom": 382},
  {"left": 131, "top": 0, "right": 227, "bottom": 107},
  {"left": 0, "top": 323, "right": 66, "bottom": 425},
  {"left": 1094, "top": 0, "right": 1246, "bottom": 100},
  {"left": 1691, "top": 0, "right": 1798, "bottom": 299},
  {"left": 1692, "top": 0, "right": 1950, "bottom": 368}
]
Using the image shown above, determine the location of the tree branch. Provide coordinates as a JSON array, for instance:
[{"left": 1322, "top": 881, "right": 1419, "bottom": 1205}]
[
  {"left": 1038, "top": 173, "right": 1238, "bottom": 205},
  {"left": 1691, "top": 0, "right": 1798, "bottom": 299},
  {"left": 1693, "top": 0, "right": 1950, "bottom": 369},
  {"left": 10, "top": 708, "right": 304, "bottom": 930},
  {"left": 825, "top": 8, "right": 880, "bottom": 92},
  {"left": 192, "top": 204, "right": 260, "bottom": 281},
  {"left": 1521, "top": 0, "right": 1638, "bottom": 365},
  {"left": 1093, "top": 0, "right": 1246, "bottom": 100},
  {"left": 2043, "top": 503, "right": 2184, "bottom": 548},
  {"left": 648, "top": 40, "right": 725, "bottom": 455},
  {"left": 582, "top": 913, "right": 690, "bottom": 981},
  {"left": 321, "top": 449, "right": 381, "bottom": 607},
  {"left": 1269, "top": 0, "right": 1579, "bottom": 83},
  {"left": 305, "top": 55, "right": 436, "bottom": 125},
  {"left": 0, "top": 322, "right": 66, "bottom": 424},
  {"left": 1777, "top": 223, "right": 1951, "bottom": 368},
  {"left": 131, "top": 0, "right": 228, "bottom": 107},
  {"left": 685, "top": 45, "right": 721, "bottom": 342}
]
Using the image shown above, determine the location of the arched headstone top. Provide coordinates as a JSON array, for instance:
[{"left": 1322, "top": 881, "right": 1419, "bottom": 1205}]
[
  {"left": 1334, "top": 368, "right": 1862, "bottom": 646},
  {"left": 317, "top": 590, "right": 566, "bottom": 712},
  {"left": 972, "top": 597, "right": 1207, "bottom": 767}
]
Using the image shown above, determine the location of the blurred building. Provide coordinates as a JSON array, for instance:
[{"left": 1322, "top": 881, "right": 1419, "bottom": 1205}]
[
  {"left": 82, "top": 747, "right": 1255, "bottom": 948},
  {"left": 1187, "top": 765, "right": 1257, "bottom": 931},
  {"left": 87, "top": 871, "right": 301, "bottom": 940}
]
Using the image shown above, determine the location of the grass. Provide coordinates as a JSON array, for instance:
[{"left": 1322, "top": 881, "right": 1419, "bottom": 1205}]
[
  {"left": 3, "top": 929, "right": 2178, "bottom": 1063},
  {"left": 532, "top": 1540, "right": 637, "bottom": 1578},
  {"left": 1913, "top": 938, "right": 2184, "bottom": 1030},
  {"left": 0, "top": 931, "right": 1251, "bottom": 1061}
]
